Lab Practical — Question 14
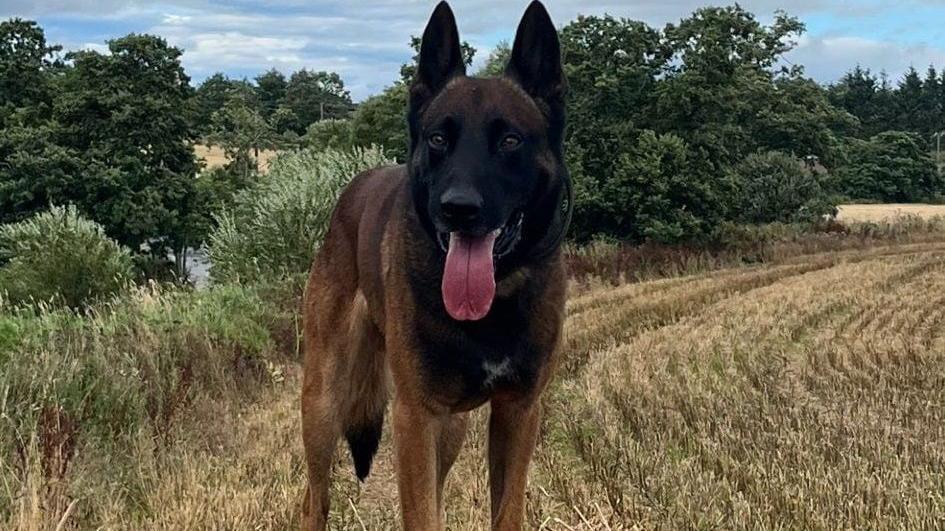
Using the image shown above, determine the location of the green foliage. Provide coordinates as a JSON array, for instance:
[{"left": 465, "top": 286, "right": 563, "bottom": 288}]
[
  {"left": 0, "top": 279, "right": 296, "bottom": 489},
  {"left": 835, "top": 131, "right": 943, "bottom": 202},
  {"left": 732, "top": 151, "right": 837, "bottom": 224},
  {"left": 400, "top": 35, "right": 476, "bottom": 84},
  {"left": 304, "top": 118, "right": 354, "bottom": 151},
  {"left": 208, "top": 93, "right": 276, "bottom": 179},
  {"left": 208, "top": 147, "right": 392, "bottom": 283},
  {"left": 193, "top": 73, "right": 257, "bottom": 135},
  {"left": 476, "top": 41, "right": 510, "bottom": 77},
  {"left": 282, "top": 69, "right": 354, "bottom": 134},
  {"left": 349, "top": 83, "right": 409, "bottom": 161},
  {"left": 0, "top": 18, "right": 61, "bottom": 111},
  {"left": 254, "top": 68, "right": 287, "bottom": 119},
  {"left": 610, "top": 131, "right": 724, "bottom": 243},
  {"left": 0, "top": 205, "right": 134, "bottom": 308}
]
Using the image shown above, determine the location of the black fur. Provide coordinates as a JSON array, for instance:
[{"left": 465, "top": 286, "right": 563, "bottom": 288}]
[{"left": 345, "top": 417, "right": 384, "bottom": 481}]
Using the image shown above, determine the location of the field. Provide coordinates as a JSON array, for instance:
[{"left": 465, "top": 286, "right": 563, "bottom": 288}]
[
  {"left": 6, "top": 238, "right": 945, "bottom": 529},
  {"left": 194, "top": 144, "right": 279, "bottom": 174},
  {"left": 837, "top": 203, "right": 945, "bottom": 223}
]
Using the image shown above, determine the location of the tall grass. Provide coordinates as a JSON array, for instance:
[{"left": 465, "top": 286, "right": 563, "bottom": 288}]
[
  {"left": 0, "top": 281, "right": 300, "bottom": 528},
  {"left": 208, "top": 146, "right": 392, "bottom": 283}
]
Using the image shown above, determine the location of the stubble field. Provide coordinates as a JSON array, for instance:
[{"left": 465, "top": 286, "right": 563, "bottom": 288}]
[{"left": 6, "top": 238, "right": 945, "bottom": 529}]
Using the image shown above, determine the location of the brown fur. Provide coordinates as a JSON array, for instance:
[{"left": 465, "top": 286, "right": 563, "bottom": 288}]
[
  {"left": 301, "top": 2, "right": 568, "bottom": 529},
  {"left": 300, "top": 165, "right": 566, "bottom": 530}
]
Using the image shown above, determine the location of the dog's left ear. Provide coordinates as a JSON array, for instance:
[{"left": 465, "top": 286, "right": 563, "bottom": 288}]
[{"left": 506, "top": 1, "right": 566, "bottom": 105}]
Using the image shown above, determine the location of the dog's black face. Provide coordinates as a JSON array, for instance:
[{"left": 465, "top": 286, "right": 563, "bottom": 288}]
[{"left": 407, "top": 1, "right": 570, "bottom": 272}]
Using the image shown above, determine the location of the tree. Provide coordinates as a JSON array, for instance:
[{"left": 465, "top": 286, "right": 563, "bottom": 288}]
[
  {"left": 349, "top": 83, "right": 409, "bottom": 161},
  {"left": 835, "top": 131, "right": 942, "bottom": 202},
  {"left": 52, "top": 34, "right": 201, "bottom": 265},
  {"left": 193, "top": 73, "right": 257, "bottom": 135},
  {"left": 283, "top": 69, "right": 354, "bottom": 133},
  {"left": 828, "top": 66, "right": 898, "bottom": 138},
  {"left": 304, "top": 119, "right": 354, "bottom": 151},
  {"left": 654, "top": 6, "right": 806, "bottom": 167},
  {"left": 0, "top": 18, "right": 61, "bottom": 112},
  {"left": 255, "top": 68, "right": 287, "bottom": 119},
  {"left": 559, "top": 15, "right": 669, "bottom": 240},
  {"left": 399, "top": 35, "right": 475, "bottom": 84},
  {"left": 208, "top": 93, "right": 277, "bottom": 179},
  {"left": 601, "top": 131, "right": 724, "bottom": 243},
  {"left": 476, "top": 41, "right": 510, "bottom": 77}
]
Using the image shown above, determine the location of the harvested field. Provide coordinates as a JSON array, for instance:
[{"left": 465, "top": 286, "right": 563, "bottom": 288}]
[
  {"left": 194, "top": 144, "right": 279, "bottom": 174},
  {"left": 6, "top": 241, "right": 945, "bottom": 529},
  {"left": 837, "top": 203, "right": 945, "bottom": 223}
]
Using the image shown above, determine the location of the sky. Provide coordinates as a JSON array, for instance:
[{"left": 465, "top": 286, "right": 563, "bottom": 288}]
[{"left": 2, "top": 0, "right": 945, "bottom": 101}]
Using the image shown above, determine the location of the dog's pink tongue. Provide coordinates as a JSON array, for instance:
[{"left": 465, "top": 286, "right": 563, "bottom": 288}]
[{"left": 442, "top": 231, "right": 498, "bottom": 321}]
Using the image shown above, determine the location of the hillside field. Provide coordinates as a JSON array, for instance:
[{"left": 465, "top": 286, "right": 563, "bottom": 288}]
[
  {"left": 837, "top": 203, "right": 945, "bottom": 223},
  {"left": 194, "top": 144, "right": 279, "bottom": 174},
  {"left": 6, "top": 237, "right": 945, "bottom": 530}
]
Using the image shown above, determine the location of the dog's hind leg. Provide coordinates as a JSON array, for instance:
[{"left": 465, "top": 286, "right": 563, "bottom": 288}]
[{"left": 300, "top": 388, "right": 338, "bottom": 531}]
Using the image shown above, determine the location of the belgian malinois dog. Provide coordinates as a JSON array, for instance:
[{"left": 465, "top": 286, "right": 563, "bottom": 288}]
[{"left": 300, "top": 1, "right": 571, "bottom": 528}]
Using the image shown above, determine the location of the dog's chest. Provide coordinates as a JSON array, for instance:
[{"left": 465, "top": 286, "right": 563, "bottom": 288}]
[{"left": 414, "top": 304, "right": 548, "bottom": 408}]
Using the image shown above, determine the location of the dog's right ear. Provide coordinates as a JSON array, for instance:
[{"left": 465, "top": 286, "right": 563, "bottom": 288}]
[{"left": 411, "top": 2, "right": 465, "bottom": 107}]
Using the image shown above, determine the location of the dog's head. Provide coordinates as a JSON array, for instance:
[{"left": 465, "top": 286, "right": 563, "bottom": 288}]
[{"left": 407, "top": 1, "right": 571, "bottom": 321}]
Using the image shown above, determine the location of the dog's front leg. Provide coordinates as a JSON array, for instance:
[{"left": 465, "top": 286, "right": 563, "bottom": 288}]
[
  {"left": 393, "top": 397, "right": 442, "bottom": 530},
  {"left": 488, "top": 398, "right": 541, "bottom": 531}
]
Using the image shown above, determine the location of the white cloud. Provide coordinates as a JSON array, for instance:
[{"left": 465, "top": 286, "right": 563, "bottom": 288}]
[
  {"left": 3, "top": 1, "right": 945, "bottom": 99},
  {"left": 790, "top": 34, "right": 945, "bottom": 84}
]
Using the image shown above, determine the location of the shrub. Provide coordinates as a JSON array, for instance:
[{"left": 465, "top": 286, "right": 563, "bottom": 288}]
[
  {"left": 0, "top": 205, "right": 134, "bottom": 308},
  {"left": 732, "top": 151, "right": 837, "bottom": 224},
  {"left": 596, "top": 130, "right": 725, "bottom": 244},
  {"left": 208, "top": 146, "right": 392, "bottom": 283}
]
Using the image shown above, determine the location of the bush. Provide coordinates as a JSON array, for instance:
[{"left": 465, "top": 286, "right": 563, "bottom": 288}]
[
  {"left": 733, "top": 151, "right": 837, "bottom": 224},
  {"left": 208, "top": 146, "right": 392, "bottom": 283},
  {"left": 576, "top": 130, "right": 726, "bottom": 244},
  {"left": 0, "top": 205, "right": 134, "bottom": 308}
]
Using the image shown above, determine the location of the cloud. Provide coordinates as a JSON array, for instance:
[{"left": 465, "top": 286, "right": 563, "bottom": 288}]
[
  {"left": 3, "top": 1, "right": 945, "bottom": 99},
  {"left": 790, "top": 35, "right": 945, "bottom": 84}
]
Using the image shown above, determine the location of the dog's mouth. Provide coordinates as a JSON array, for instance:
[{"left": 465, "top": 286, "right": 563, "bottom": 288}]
[
  {"left": 437, "top": 212, "right": 524, "bottom": 321},
  {"left": 436, "top": 211, "right": 524, "bottom": 260}
]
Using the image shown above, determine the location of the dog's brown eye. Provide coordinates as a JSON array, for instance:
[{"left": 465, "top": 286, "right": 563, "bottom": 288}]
[
  {"left": 500, "top": 134, "right": 522, "bottom": 150},
  {"left": 428, "top": 133, "right": 447, "bottom": 149}
]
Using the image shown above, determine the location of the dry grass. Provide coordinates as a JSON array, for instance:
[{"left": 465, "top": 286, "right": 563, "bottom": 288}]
[
  {"left": 194, "top": 144, "right": 279, "bottom": 174},
  {"left": 837, "top": 203, "right": 945, "bottom": 223},
  {"left": 7, "top": 241, "right": 945, "bottom": 529}
]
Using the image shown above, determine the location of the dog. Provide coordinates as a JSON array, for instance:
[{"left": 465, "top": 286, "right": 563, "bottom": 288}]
[{"left": 300, "top": 1, "right": 571, "bottom": 529}]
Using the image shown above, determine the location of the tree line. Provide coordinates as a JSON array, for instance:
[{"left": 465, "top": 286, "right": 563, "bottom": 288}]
[{"left": 2, "top": 6, "right": 944, "bottom": 277}]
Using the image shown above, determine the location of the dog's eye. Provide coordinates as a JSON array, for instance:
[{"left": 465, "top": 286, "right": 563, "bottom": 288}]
[
  {"left": 428, "top": 133, "right": 447, "bottom": 150},
  {"left": 500, "top": 134, "right": 522, "bottom": 151}
]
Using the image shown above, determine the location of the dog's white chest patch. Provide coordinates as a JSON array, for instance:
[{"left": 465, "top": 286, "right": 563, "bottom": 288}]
[{"left": 482, "top": 358, "right": 513, "bottom": 388}]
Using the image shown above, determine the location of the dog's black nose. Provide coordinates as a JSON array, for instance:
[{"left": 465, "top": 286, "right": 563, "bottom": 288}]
[{"left": 439, "top": 188, "right": 483, "bottom": 228}]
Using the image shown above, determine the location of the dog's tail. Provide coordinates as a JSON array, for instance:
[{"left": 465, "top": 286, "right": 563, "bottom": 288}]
[{"left": 345, "top": 414, "right": 384, "bottom": 481}]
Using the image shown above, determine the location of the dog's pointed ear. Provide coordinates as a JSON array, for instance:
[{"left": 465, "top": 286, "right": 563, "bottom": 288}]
[
  {"left": 506, "top": 1, "right": 566, "bottom": 103},
  {"left": 413, "top": 2, "right": 465, "bottom": 98}
]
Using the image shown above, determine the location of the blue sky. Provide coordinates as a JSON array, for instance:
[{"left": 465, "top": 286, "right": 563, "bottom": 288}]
[{"left": 3, "top": 0, "right": 945, "bottom": 101}]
